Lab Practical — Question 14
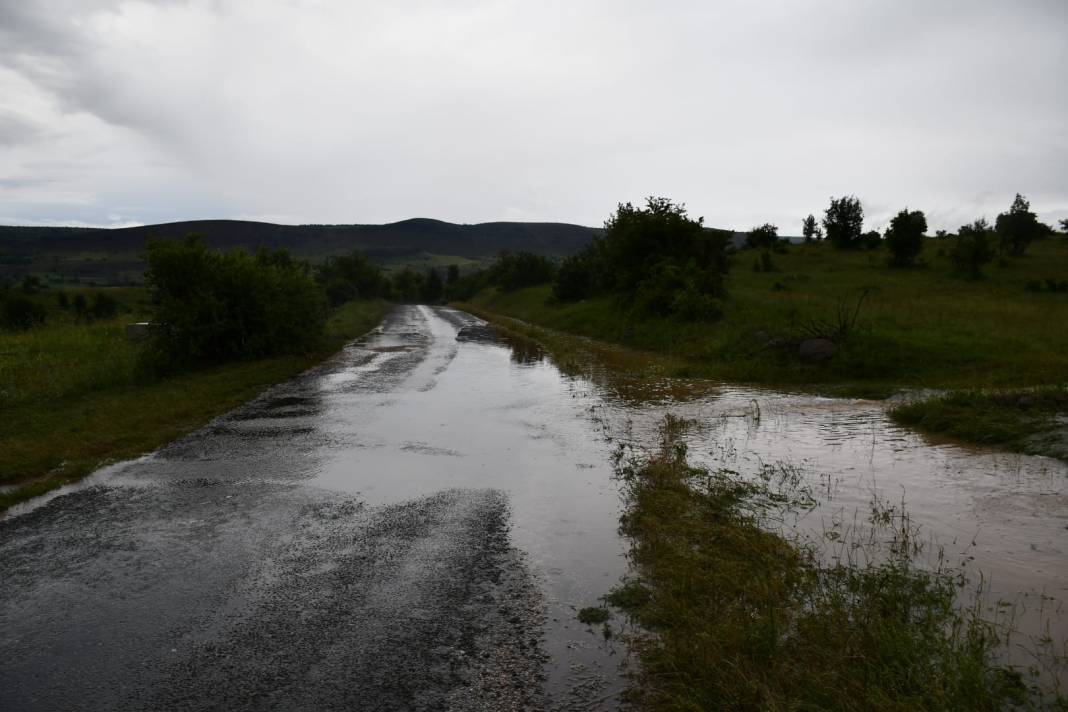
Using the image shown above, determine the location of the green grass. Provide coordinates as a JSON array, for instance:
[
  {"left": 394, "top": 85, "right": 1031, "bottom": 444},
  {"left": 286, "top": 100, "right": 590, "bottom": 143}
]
[
  {"left": 0, "top": 298, "right": 386, "bottom": 512},
  {"left": 460, "top": 239, "right": 1068, "bottom": 398},
  {"left": 607, "top": 416, "right": 1053, "bottom": 711},
  {"left": 890, "top": 387, "right": 1068, "bottom": 460}
]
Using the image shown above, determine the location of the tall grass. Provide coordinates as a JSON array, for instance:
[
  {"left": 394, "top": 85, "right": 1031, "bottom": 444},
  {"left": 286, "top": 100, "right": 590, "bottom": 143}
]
[{"left": 606, "top": 416, "right": 1054, "bottom": 710}]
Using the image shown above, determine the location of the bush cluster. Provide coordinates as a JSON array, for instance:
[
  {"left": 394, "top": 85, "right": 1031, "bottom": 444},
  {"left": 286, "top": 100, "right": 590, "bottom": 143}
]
[
  {"left": 144, "top": 236, "right": 327, "bottom": 370},
  {"left": 553, "top": 197, "right": 730, "bottom": 320}
]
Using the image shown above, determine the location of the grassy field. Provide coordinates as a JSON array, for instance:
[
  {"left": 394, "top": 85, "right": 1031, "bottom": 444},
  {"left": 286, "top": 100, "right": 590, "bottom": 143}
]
[
  {"left": 603, "top": 416, "right": 1051, "bottom": 710},
  {"left": 461, "top": 239, "right": 1068, "bottom": 399},
  {"left": 0, "top": 296, "right": 386, "bottom": 511}
]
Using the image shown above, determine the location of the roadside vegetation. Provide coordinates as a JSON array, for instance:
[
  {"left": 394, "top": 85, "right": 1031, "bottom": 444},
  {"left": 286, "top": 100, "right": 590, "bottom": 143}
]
[
  {"left": 605, "top": 416, "right": 1059, "bottom": 710},
  {"left": 456, "top": 195, "right": 1067, "bottom": 404},
  {"left": 1, "top": 237, "right": 391, "bottom": 512}
]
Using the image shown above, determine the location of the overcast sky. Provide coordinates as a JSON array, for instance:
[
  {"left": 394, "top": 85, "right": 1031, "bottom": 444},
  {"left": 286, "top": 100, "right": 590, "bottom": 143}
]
[{"left": 1, "top": 0, "right": 1065, "bottom": 233}]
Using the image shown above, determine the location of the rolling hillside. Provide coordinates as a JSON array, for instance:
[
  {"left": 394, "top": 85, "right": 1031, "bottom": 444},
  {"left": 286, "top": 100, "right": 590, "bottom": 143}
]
[{"left": 0, "top": 218, "right": 599, "bottom": 285}]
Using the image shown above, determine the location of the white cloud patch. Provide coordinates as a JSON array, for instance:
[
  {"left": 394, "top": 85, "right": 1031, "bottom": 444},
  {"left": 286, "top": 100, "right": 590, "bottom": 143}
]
[{"left": 1, "top": 0, "right": 1066, "bottom": 231}]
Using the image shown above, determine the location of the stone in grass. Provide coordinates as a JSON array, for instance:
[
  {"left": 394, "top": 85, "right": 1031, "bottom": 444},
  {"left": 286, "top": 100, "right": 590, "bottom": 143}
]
[
  {"left": 577, "top": 607, "right": 610, "bottom": 625},
  {"left": 799, "top": 338, "right": 836, "bottom": 361}
]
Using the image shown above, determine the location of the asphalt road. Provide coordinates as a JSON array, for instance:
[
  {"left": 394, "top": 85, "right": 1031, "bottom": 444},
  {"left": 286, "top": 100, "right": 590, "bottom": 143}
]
[{"left": 0, "top": 306, "right": 627, "bottom": 711}]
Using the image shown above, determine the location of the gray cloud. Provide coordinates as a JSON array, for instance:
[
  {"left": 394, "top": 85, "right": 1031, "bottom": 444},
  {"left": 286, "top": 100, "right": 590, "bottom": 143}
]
[{"left": 1, "top": 0, "right": 1066, "bottom": 231}]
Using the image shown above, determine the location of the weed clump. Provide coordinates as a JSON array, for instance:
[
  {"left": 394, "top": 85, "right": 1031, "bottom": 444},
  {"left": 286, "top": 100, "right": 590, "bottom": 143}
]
[
  {"left": 608, "top": 415, "right": 1044, "bottom": 710},
  {"left": 577, "top": 607, "right": 611, "bottom": 625}
]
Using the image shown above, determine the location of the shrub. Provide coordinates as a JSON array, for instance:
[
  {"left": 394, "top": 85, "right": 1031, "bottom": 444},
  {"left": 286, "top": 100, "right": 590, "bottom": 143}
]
[
  {"left": 485, "top": 251, "right": 556, "bottom": 291},
  {"left": 950, "top": 219, "right": 996, "bottom": 278},
  {"left": 885, "top": 208, "right": 928, "bottom": 267},
  {"left": 91, "top": 292, "right": 119, "bottom": 320},
  {"left": 316, "top": 251, "right": 387, "bottom": 306},
  {"left": 554, "top": 197, "right": 730, "bottom": 321},
  {"left": 1, "top": 294, "right": 47, "bottom": 331},
  {"left": 553, "top": 248, "right": 604, "bottom": 301},
  {"left": 144, "top": 236, "right": 327, "bottom": 369}
]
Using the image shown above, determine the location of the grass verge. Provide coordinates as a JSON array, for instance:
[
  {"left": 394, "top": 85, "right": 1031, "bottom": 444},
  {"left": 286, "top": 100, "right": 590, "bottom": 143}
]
[
  {"left": 0, "top": 299, "right": 386, "bottom": 512},
  {"left": 607, "top": 416, "right": 1055, "bottom": 710},
  {"left": 889, "top": 387, "right": 1068, "bottom": 461}
]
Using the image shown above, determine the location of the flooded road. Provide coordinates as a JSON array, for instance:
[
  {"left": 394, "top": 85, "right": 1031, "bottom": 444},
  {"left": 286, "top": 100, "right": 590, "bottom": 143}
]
[
  {"left": 2, "top": 304, "right": 1066, "bottom": 709},
  {"left": 1, "top": 306, "right": 629, "bottom": 711}
]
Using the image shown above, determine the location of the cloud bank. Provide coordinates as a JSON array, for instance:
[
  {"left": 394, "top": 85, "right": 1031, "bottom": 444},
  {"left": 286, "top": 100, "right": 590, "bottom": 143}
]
[{"left": 1, "top": 0, "right": 1066, "bottom": 231}]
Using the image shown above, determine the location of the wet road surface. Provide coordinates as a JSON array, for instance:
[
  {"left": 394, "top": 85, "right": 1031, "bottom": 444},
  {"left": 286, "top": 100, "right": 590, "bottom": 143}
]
[{"left": 1, "top": 306, "right": 628, "bottom": 711}]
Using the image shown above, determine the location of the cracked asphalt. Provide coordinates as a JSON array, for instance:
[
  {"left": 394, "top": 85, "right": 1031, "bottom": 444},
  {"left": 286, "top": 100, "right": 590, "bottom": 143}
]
[{"left": 1, "top": 306, "right": 629, "bottom": 711}]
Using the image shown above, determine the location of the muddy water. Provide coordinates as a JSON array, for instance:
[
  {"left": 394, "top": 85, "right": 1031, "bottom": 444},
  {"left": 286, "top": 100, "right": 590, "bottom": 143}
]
[{"left": 526, "top": 335, "right": 1068, "bottom": 688}]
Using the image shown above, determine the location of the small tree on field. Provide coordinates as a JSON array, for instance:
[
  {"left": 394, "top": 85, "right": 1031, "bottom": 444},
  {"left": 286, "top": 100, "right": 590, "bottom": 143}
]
[
  {"left": 1060, "top": 218, "right": 1068, "bottom": 234},
  {"left": 884, "top": 208, "right": 928, "bottom": 267},
  {"left": 823, "top": 196, "right": 864, "bottom": 249},
  {"left": 745, "top": 223, "right": 779, "bottom": 250},
  {"left": 747, "top": 224, "right": 779, "bottom": 272},
  {"left": 446, "top": 264, "right": 460, "bottom": 285},
  {"left": 802, "top": 214, "right": 821, "bottom": 242},
  {"left": 950, "top": 219, "right": 996, "bottom": 278},
  {"left": 995, "top": 194, "right": 1043, "bottom": 256}
]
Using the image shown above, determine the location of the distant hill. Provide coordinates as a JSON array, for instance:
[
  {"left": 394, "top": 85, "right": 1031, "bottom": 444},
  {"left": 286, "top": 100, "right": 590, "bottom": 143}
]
[{"left": 0, "top": 218, "right": 600, "bottom": 285}]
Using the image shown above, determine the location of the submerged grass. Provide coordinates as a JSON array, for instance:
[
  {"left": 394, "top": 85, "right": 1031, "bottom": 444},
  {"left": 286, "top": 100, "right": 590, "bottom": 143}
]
[
  {"left": 0, "top": 299, "right": 386, "bottom": 512},
  {"left": 461, "top": 239, "right": 1068, "bottom": 399},
  {"left": 608, "top": 415, "right": 1057, "bottom": 711},
  {"left": 890, "top": 387, "right": 1068, "bottom": 460}
]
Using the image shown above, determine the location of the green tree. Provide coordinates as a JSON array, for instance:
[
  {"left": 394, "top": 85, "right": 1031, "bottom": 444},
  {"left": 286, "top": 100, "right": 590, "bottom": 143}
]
[
  {"left": 950, "top": 219, "right": 996, "bottom": 278},
  {"left": 802, "top": 214, "right": 821, "bottom": 242},
  {"left": 745, "top": 223, "right": 779, "bottom": 251},
  {"left": 995, "top": 193, "right": 1043, "bottom": 256},
  {"left": 884, "top": 208, "right": 928, "bottom": 267},
  {"left": 390, "top": 268, "right": 424, "bottom": 303},
  {"left": 823, "top": 196, "right": 864, "bottom": 249},
  {"left": 1060, "top": 218, "right": 1068, "bottom": 234},
  {"left": 446, "top": 264, "right": 460, "bottom": 285}
]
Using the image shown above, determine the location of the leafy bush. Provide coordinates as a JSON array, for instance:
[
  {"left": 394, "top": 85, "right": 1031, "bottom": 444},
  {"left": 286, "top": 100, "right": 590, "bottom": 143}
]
[
  {"left": 316, "top": 251, "right": 387, "bottom": 307},
  {"left": 144, "top": 236, "right": 327, "bottom": 369},
  {"left": 553, "top": 197, "right": 730, "bottom": 321},
  {"left": 553, "top": 248, "right": 604, "bottom": 301},
  {"left": 91, "top": 292, "right": 120, "bottom": 320},
  {"left": 485, "top": 251, "right": 556, "bottom": 291},
  {"left": 1, "top": 294, "right": 47, "bottom": 331},
  {"left": 885, "top": 208, "right": 928, "bottom": 267},
  {"left": 950, "top": 219, "right": 996, "bottom": 278}
]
